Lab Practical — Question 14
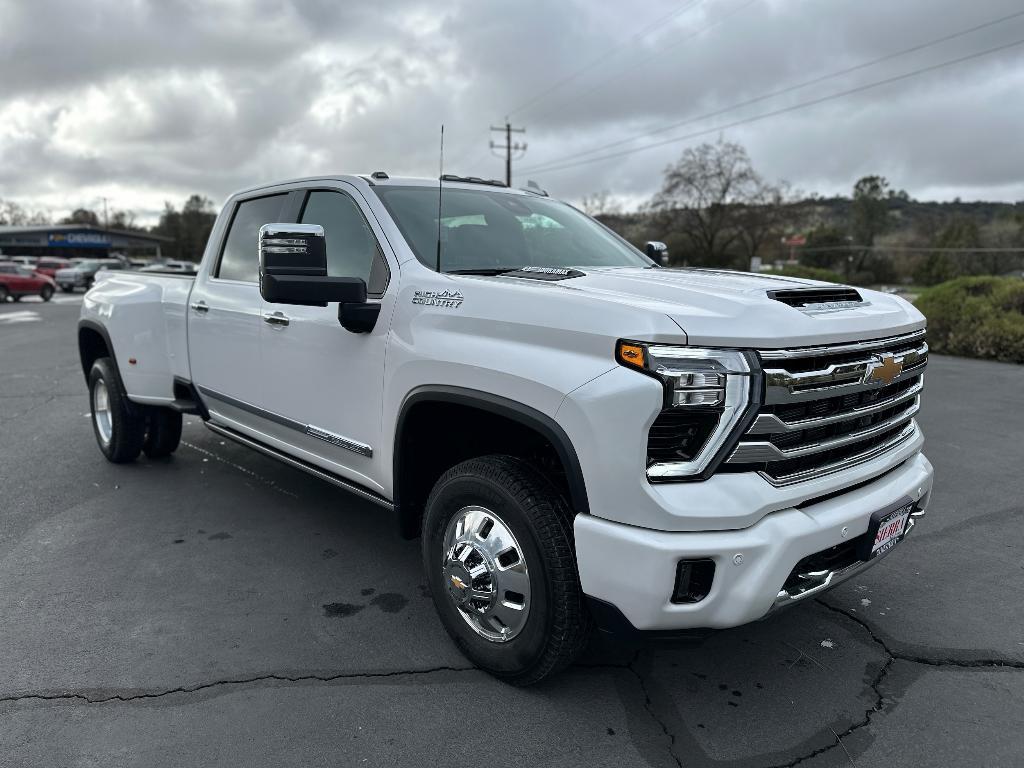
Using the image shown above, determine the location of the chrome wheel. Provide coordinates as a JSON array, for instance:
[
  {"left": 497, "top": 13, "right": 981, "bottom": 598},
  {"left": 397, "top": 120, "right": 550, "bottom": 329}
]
[
  {"left": 92, "top": 378, "right": 113, "bottom": 446},
  {"left": 442, "top": 505, "right": 531, "bottom": 643}
]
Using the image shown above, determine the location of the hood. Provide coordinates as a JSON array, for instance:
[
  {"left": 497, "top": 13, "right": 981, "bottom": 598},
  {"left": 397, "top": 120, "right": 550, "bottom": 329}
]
[{"left": 508, "top": 267, "right": 924, "bottom": 348}]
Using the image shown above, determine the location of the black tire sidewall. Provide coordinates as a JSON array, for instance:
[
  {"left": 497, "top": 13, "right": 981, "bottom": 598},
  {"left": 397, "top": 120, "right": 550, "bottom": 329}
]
[
  {"left": 40, "top": 286, "right": 53, "bottom": 301},
  {"left": 0, "top": 287, "right": 8, "bottom": 302},
  {"left": 423, "top": 463, "right": 559, "bottom": 678},
  {"left": 88, "top": 358, "right": 144, "bottom": 463}
]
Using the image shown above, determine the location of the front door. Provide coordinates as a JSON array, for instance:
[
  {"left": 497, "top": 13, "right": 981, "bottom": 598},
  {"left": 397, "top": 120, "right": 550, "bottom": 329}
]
[
  {"left": 257, "top": 183, "right": 396, "bottom": 496},
  {"left": 187, "top": 191, "right": 290, "bottom": 429}
]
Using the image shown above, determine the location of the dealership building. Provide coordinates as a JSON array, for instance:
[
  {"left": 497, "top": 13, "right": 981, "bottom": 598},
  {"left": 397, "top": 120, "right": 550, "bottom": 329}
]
[{"left": 0, "top": 224, "right": 171, "bottom": 260}]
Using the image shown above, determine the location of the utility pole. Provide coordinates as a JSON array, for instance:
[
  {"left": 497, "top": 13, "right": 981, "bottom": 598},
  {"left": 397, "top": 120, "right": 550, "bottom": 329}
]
[
  {"left": 99, "top": 196, "right": 109, "bottom": 229},
  {"left": 490, "top": 121, "right": 526, "bottom": 187}
]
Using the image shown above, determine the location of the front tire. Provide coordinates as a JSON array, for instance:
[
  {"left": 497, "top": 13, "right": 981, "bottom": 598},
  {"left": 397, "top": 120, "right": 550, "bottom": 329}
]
[
  {"left": 40, "top": 285, "right": 54, "bottom": 302},
  {"left": 422, "top": 455, "right": 591, "bottom": 685},
  {"left": 89, "top": 357, "right": 146, "bottom": 463},
  {"left": 60, "top": 285, "right": 74, "bottom": 293}
]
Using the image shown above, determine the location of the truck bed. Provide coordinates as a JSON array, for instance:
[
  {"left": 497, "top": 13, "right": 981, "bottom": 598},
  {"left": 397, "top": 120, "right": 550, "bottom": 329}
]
[{"left": 80, "top": 271, "right": 195, "bottom": 405}]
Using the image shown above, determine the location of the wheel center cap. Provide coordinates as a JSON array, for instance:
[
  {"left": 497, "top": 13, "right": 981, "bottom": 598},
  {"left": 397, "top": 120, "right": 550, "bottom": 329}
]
[{"left": 444, "top": 562, "right": 474, "bottom": 605}]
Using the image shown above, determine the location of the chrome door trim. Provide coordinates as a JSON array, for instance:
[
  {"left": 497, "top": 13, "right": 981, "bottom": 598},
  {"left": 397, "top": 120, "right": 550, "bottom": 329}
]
[
  {"left": 205, "top": 422, "right": 391, "bottom": 510},
  {"left": 198, "top": 385, "right": 373, "bottom": 458}
]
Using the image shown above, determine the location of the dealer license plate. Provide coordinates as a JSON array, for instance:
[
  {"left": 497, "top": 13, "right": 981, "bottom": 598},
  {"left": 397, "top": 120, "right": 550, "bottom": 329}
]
[{"left": 864, "top": 499, "right": 914, "bottom": 559}]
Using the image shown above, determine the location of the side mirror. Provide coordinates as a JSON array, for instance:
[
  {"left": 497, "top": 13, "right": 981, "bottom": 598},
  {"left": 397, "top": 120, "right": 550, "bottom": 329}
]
[
  {"left": 259, "top": 223, "right": 367, "bottom": 306},
  {"left": 645, "top": 241, "right": 669, "bottom": 265}
]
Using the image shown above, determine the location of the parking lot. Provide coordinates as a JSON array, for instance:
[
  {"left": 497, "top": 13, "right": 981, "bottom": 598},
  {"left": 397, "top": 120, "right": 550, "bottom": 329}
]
[{"left": 1, "top": 296, "right": 1021, "bottom": 767}]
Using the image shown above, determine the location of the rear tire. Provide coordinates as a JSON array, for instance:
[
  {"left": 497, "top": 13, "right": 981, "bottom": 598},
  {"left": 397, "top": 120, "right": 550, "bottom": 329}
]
[
  {"left": 143, "top": 407, "right": 183, "bottom": 458},
  {"left": 40, "top": 285, "right": 54, "bottom": 302},
  {"left": 0, "top": 286, "right": 7, "bottom": 302},
  {"left": 89, "top": 357, "right": 146, "bottom": 463},
  {"left": 422, "top": 455, "right": 591, "bottom": 685}
]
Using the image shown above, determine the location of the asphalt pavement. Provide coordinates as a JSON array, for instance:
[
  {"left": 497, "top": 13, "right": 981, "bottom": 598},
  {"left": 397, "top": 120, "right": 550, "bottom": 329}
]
[{"left": 1, "top": 296, "right": 1021, "bottom": 767}]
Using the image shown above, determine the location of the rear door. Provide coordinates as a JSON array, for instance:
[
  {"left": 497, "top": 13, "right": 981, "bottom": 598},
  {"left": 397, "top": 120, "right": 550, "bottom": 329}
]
[
  {"left": 187, "top": 191, "right": 295, "bottom": 427},
  {"left": 256, "top": 183, "right": 396, "bottom": 493}
]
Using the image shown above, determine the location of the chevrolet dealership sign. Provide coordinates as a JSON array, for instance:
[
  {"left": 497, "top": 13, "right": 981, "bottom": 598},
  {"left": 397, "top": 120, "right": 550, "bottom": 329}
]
[{"left": 48, "top": 231, "right": 111, "bottom": 248}]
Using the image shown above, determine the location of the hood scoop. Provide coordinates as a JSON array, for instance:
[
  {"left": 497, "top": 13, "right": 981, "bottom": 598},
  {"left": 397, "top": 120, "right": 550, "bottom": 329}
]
[{"left": 767, "top": 287, "right": 867, "bottom": 313}]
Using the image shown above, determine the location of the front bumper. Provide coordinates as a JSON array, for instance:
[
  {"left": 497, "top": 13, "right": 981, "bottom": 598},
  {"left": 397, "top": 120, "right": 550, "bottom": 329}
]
[
  {"left": 574, "top": 452, "right": 933, "bottom": 632},
  {"left": 56, "top": 272, "right": 88, "bottom": 286}
]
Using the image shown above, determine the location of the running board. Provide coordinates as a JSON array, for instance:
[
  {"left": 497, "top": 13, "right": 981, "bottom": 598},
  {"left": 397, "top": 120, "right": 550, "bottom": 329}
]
[{"left": 204, "top": 421, "right": 394, "bottom": 511}]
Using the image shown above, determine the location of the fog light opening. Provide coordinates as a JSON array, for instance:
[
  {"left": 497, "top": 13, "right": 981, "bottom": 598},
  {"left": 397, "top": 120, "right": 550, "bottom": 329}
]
[{"left": 671, "top": 559, "right": 715, "bottom": 604}]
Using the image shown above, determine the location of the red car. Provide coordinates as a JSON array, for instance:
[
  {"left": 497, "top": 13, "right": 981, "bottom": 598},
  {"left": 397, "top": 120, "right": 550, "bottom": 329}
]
[
  {"left": 0, "top": 262, "right": 56, "bottom": 302},
  {"left": 34, "top": 257, "right": 72, "bottom": 279}
]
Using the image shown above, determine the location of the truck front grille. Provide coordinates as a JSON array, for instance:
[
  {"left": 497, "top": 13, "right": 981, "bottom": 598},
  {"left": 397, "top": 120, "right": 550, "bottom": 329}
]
[{"left": 725, "top": 330, "right": 927, "bottom": 486}]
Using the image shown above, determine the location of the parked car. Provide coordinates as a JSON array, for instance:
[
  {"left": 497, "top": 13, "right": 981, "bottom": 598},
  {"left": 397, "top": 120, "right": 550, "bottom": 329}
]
[
  {"left": 34, "top": 257, "right": 72, "bottom": 279},
  {"left": 9, "top": 255, "right": 39, "bottom": 268},
  {"left": 54, "top": 258, "right": 125, "bottom": 292},
  {"left": 78, "top": 173, "right": 932, "bottom": 684},
  {"left": 138, "top": 260, "right": 198, "bottom": 275},
  {"left": 0, "top": 261, "right": 56, "bottom": 302}
]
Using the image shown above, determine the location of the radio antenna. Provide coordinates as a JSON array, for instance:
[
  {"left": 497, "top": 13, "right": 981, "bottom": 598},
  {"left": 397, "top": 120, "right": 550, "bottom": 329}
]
[{"left": 436, "top": 124, "right": 444, "bottom": 274}]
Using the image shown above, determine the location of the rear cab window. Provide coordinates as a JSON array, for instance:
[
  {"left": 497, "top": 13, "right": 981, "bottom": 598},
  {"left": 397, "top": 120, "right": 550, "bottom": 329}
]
[{"left": 216, "top": 194, "right": 288, "bottom": 282}]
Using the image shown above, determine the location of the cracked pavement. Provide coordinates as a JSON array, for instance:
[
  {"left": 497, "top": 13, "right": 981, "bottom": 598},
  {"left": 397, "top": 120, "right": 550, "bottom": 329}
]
[{"left": 1, "top": 299, "right": 1022, "bottom": 767}]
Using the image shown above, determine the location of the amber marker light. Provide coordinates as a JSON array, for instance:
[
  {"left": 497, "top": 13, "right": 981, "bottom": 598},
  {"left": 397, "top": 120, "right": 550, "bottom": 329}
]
[{"left": 616, "top": 341, "right": 646, "bottom": 369}]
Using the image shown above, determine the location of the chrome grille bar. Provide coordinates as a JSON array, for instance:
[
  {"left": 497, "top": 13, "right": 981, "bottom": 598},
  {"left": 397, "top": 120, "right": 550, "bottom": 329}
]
[
  {"left": 725, "top": 329, "right": 927, "bottom": 485},
  {"left": 763, "top": 423, "right": 918, "bottom": 487},
  {"left": 748, "top": 378, "right": 924, "bottom": 435},
  {"left": 758, "top": 329, "right": 926, "bottom": 360},
  {"left": 729, "top": 398, "right": 919, "bottom": 463},
  {"left": 763, "top": 343, "right": 927, "bottom": 404}
]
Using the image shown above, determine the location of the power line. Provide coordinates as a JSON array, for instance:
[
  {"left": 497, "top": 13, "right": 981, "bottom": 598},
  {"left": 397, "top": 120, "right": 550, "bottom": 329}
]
[
  {"left": 799, "top": 245, "right": 1024, "bottom": 253},
  {"left": 527, "top": 0, "right": 762, "bottom": 124},
  {"left": 519, "top": 35, "right": 1024, "bottom": 177},
  {"left": 507, "top": 0, "right": 705, "bottom": 117},
  {"left": 520, "top": 8, "right": 1024, "bottom": 173}
]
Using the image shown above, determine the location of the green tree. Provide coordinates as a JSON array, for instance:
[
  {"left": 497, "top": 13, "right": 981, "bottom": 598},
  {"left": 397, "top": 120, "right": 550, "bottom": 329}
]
[
  {"left": 60, "top": 208, "right": 100, "bottom": 226},
  {"left": 152, "top": 195, "right": 216, "bottom": 261},
  {"left": 801, "top": 225, "right": 849, "bottom": 270}
]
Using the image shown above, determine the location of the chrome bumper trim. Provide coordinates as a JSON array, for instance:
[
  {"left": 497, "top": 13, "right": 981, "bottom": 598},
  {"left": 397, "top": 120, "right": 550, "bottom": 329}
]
[{"left": 768, "top": 509, "right": 925, "bottom": 613}]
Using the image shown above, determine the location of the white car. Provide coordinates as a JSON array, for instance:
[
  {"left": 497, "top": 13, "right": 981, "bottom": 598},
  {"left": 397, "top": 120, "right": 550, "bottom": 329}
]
[{"left": 77, "top": 173, "right": 932, "bottom": 684}]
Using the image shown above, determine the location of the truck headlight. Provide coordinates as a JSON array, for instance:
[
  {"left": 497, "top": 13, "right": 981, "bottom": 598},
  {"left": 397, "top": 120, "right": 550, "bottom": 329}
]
[{"left": 617, "top": 341, "right": 758, "bottom": 480}]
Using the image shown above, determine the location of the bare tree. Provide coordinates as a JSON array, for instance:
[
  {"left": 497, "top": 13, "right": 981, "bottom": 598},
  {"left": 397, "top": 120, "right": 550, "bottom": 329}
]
[
  {"left": 0, "top": 199, "right": 51, "bottom": 226},
  {"left": 650, "top": 139, "right": 760, "bottom": 267},
  {"left": 736, "top": 181, "right": 792, "bottom": 266},
  {"left": 580, "top": 190, "right": 622, "bottom": 217}
]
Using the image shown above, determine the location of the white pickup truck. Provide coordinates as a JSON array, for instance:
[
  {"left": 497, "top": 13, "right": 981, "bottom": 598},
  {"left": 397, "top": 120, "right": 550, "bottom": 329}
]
[{"left": 79, "top": 173, "right": 932, "bottom": 684}]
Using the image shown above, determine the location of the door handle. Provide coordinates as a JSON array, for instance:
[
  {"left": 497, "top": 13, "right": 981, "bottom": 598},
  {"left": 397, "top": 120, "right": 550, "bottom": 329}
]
[
  {"left": 190, "top": 300, "right": 209, "bottom": 314},
  {"left": 263, "top": 311, "right": 290, "bottom": 327}
]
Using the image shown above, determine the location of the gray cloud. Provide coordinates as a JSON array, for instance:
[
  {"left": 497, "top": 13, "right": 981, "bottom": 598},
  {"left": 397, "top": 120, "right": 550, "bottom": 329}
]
[{"left": 0, "top": 0, "right": 1022, "bottom": 223}]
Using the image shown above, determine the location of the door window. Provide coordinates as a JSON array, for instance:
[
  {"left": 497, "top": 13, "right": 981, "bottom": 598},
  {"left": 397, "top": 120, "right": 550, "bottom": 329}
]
[
  {"left": 299, "top": 191, "right": 389, "bottom": 296},
  {"left": 216, "top": 194, "right": 288, "bottom": 282}
]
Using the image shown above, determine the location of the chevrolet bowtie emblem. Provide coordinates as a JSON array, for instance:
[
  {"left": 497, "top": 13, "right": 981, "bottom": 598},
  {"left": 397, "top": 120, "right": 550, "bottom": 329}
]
[
  {"left": 865, "top": 353, "right": 903, "bottom": 386},
  {"left": 449, "top": 575, "right": 468, "bottom": 591}
]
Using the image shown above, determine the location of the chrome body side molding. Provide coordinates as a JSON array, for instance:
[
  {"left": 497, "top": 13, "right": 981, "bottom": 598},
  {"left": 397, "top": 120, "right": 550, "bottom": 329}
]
[
  {"left": 205, "top": 422, "right": 392, "bottom": 510},
  {"left": 198, "top": 385, "right": 373, "bottom": 458}
]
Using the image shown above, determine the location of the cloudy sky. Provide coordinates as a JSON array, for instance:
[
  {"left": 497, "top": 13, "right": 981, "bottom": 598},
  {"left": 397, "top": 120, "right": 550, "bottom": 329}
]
[{"left": 1, "top": 0, "right": 1022, "bottom": 224}]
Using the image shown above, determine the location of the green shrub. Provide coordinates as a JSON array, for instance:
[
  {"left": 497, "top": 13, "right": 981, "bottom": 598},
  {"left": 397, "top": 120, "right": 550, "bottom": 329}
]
[
  {"left": 915, "top": 277, "right": 1024, "bottom": 363},
  {"left": 776, "top": 265, "right": 847, "bottom": 284}
]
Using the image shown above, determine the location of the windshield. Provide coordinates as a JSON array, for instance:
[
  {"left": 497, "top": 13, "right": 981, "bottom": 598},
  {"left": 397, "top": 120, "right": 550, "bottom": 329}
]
[{"left": 373, "top": 185, "right": 652, "bottom": 272}]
